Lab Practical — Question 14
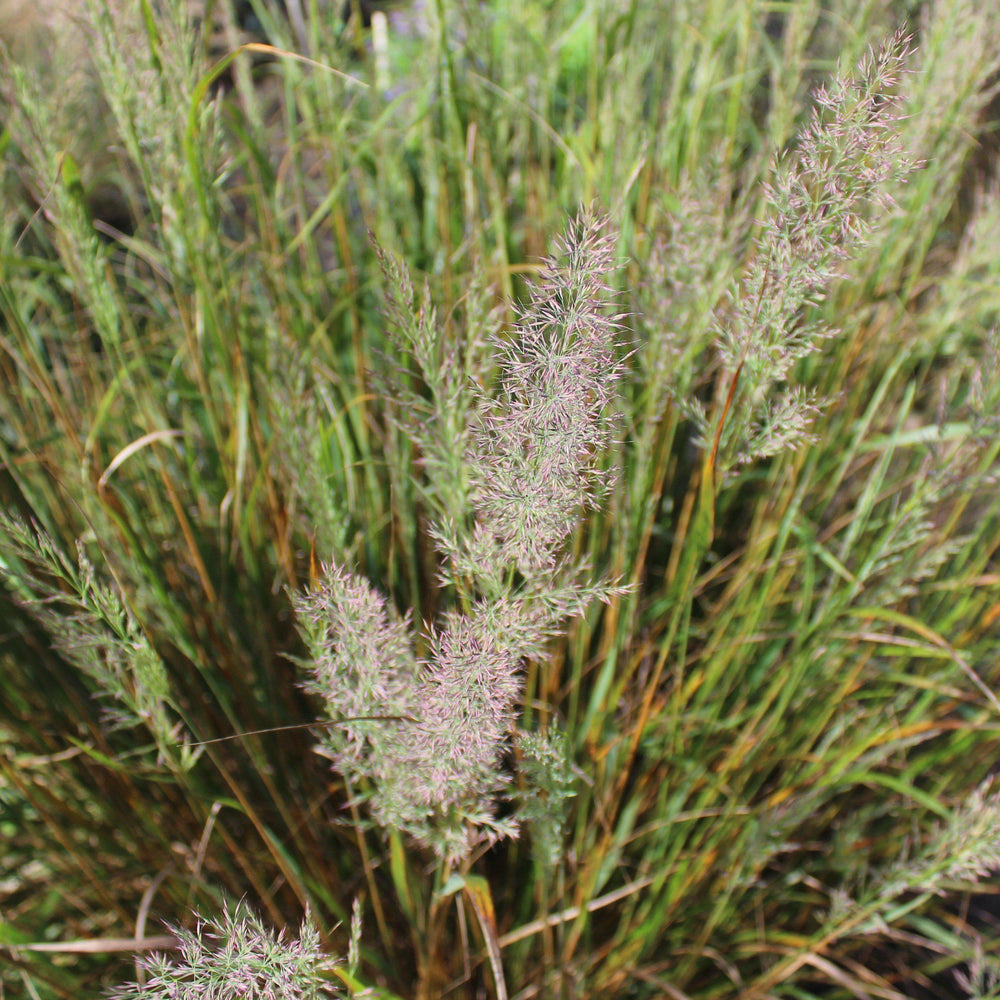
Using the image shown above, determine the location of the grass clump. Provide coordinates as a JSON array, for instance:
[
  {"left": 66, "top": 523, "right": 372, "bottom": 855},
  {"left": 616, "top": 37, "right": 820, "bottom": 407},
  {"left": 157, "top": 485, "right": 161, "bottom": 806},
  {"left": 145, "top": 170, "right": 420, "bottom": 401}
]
[{"left": 1, "top": 1, "right": 1000, "bottom": 999}]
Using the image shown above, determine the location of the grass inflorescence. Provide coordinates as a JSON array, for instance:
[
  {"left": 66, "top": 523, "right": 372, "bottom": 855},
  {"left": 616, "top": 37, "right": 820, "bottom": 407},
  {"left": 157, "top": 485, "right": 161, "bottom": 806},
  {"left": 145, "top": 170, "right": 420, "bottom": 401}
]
[{"left": 1, "top": 1, "right": 1000, "bottom": 998}]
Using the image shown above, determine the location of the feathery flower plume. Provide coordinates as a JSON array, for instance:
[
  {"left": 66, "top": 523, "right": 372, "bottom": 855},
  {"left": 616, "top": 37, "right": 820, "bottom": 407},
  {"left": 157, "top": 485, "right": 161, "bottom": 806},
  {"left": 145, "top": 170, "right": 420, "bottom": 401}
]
[
  {"left": 464, "top": 210, "right": 628, "bottom": 575},
  {"left": 295, "top": 210, "right": 628, "bottom": 858},
  {"left": 107, "top": 902, "right": 340, "bottom": 1000},
  {"left": 700, "top": 28, "right": 917, "bottom": 470}
]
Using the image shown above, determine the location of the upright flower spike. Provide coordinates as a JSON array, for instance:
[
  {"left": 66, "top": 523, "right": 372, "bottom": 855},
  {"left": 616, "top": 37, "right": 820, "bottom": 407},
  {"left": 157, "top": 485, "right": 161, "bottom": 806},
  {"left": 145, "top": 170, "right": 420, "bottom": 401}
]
[
  {"left": 107, "top": 902, "right": 341, "bottom": 1000},
  {"left": 708, "top": 28, "right": 917, "bottom": 471},
  {"left": 295, "top": 211, "right": 629, "bottom": 860},
  {"left": 294, "top": 564, "right": 420, "bottom": 790},
  {"left": 467, "top": 210, "right": 628, "bottom": 575}
]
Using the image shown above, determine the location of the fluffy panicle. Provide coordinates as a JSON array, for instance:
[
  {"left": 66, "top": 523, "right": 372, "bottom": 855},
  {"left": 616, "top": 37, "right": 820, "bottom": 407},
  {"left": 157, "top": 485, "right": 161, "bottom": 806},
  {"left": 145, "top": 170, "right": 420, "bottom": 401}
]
[
  {"left": 296, "top": 211, "right": 628, "bottom": 859},
  {"left": 293, "top": 565, "right": 419, "bottom": 787},
  {"left": 828, "top": 780, "right": 1000, "bottom": 940},
  {"left": 0, "top": 513, "right": 184, "bottom": 767},
  {"left": 915, "top": 779, "right": 1000, "bottom": 889},
  {"left": 106, "top": 902, "right": 341, "bottom": 1000},
  {"left": 708, "top": 28, "right": 917, "bottom": 470},
  {"left": 467, "top": 210, "right": 628, "bottom": 575}
]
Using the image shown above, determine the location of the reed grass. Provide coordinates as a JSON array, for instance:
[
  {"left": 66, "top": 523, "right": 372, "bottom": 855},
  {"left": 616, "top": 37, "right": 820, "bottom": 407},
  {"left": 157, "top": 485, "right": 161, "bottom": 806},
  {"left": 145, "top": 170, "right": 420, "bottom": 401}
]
[{"left": 2, "top": 1, "right": 1000, "bottom": 998}]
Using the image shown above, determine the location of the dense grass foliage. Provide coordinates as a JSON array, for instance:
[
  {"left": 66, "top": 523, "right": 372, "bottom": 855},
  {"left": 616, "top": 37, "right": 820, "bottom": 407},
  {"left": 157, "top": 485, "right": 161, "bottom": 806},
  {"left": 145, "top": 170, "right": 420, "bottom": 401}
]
[{"left": 2, "top": 1, "right": 1000, "bottom": 997}]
